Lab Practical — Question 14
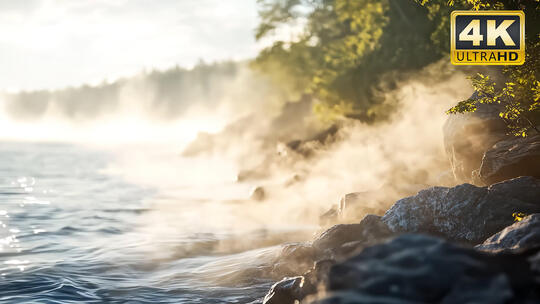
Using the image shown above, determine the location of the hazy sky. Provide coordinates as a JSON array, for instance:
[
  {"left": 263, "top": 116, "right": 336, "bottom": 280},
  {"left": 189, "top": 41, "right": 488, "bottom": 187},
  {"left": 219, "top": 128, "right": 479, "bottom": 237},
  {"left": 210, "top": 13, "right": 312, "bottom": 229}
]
[{"left": 0, "top": 0, "right": 261, "bottom": 91}]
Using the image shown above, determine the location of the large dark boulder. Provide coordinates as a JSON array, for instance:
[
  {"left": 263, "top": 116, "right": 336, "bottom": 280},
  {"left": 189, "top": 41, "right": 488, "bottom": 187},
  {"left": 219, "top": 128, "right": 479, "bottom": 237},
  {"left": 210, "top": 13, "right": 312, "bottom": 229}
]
[
  {"left": 265, "top": 260, "right": 336, "bottom": 304},
  {"left": 476, "top": 214, "right": 540, "bottom": 253},
  {"left": 262, "top": 276, "right": 305, "bottom": 304},
  {"left": 267, "top": 215, "right": 393, "bottom": 300},
  {"left": 479, "top": 134, "right": 540, "bottom": 185},
  {"left": 443, "top": 98, "right": 509, "bottom": 182},
  {"left": 382, "top": 176, "right": 540, "bottom": 243},
  {"left": 313, "top": 215, "right": 393, "bottom": 259},
  {"left": 307, "top": 234, "right": 539, "bottom": 304}
]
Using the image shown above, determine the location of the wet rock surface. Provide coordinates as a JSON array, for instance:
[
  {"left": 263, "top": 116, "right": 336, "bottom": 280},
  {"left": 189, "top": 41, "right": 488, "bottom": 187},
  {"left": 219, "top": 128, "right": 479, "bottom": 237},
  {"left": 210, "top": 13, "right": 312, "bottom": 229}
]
[
  {"left": 262, "top": 276, "right": 305, "bottom": 304},
  {"left": 265, "top": 215, "right": 394, "bottom": 302},
  {"left": 308, "top": 234, "right": 539, "bottom": 304},
  {"left": 382, "top": 176, "right": 540, "bottom": 243},
  {"left": 479, "top": 134, "right": 540, "bottom": 185},
  {"left": 476, "top": 213, "right": 540, "bottom": 253},
  {"left": 272, "top": 215, "right": 393, "bottom": 278},
  {"left": 263, "top": 178, "right": 540, "bottom": 303},
  {"left": 260, "top": 106, "right": 540, "bottom": 304}
]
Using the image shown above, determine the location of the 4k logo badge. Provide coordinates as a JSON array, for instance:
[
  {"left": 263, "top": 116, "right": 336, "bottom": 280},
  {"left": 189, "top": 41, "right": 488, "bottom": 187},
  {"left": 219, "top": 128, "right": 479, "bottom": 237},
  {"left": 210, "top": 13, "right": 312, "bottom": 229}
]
[{"left": 451, "top": 11, "right": 525, "bottom": 65}]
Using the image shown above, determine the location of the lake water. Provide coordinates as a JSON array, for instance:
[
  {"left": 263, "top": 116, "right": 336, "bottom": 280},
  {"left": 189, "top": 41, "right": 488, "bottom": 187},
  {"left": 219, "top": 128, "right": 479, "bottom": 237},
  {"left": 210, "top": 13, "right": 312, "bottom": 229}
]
[{"left": 0, "top": 141, "right": 315, "bottom": 303}]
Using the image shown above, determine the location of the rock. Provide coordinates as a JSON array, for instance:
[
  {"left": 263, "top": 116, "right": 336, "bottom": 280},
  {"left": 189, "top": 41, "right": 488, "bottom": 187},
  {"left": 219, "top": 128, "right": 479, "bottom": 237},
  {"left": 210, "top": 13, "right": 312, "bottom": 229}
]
[
  {"left": 304, "top": 259, "right": 334, "bottom": 288},
  {"left": 476, "top": 213, "right": 540, "bottom": 252},
  {"left": 249, "top": 186, "right": 266, "bottom": 201},
  {"left": 272, "top": 215, "right": 392, "bottom": 292},
  {"left": 382, "top": 176, "right": 540, "bottom": 243},
  {"left": 479, "top": 134, "right": 540, "bottom": 185},
  {"left": 313, "top": 215, "right": 393, "bottom": 259},
  {"left": 267, "top": 259, "right": 337, "bottom": 304},
  {"left": 443, "top": 97, "right": 509, "bottom": 182},
  {"left": 308, "top": 234, "right": 538, "bottom": 304},
  {"left": 263, "top": 276, "right": 305, "bottom": 304},
  {"left": 337, "top": 183, "right": 427, "bottom": 222}
]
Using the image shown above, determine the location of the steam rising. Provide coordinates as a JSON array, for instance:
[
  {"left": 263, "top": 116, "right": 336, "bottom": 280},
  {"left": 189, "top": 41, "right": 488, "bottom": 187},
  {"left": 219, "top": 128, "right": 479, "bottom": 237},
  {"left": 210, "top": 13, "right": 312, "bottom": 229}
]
[
  {"left": 98, "top": 61, "right": 474, "bottom": 247},
  {"left": 232, "top": 60, "right": 474, "bottom": 225},
  {"left": 0, "top": 59, "right": 473, "bottom": 258}
]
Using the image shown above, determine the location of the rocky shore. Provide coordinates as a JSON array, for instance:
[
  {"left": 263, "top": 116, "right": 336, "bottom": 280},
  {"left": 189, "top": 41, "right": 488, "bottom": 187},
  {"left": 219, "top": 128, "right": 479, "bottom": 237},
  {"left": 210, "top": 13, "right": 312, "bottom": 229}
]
[{"left": 259, "top": 96, "right": 540, "bottom": 303}]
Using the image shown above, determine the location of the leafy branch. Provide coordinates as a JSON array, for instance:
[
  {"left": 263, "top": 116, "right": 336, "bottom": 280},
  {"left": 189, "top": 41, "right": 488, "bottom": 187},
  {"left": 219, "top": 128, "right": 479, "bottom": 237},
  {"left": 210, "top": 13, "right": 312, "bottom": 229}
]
[{"left": 447, "top": 42, "right": 540, "bottom": 137}]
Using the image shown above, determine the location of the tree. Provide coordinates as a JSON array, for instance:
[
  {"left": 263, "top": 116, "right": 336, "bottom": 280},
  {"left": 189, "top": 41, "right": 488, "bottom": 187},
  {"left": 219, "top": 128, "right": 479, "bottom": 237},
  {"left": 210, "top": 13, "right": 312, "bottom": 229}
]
[
  {"left": 253, "top": 0, "right": 441, "bottom": 121},
  {"left": 422, "top": 0, "right": 540, "bottom": 136},
  {"left": 253, "top": 0, "right": 540, "bottom": 129},
  {"left": 448, "top": 41, "right": 540, "bottom": 136}
]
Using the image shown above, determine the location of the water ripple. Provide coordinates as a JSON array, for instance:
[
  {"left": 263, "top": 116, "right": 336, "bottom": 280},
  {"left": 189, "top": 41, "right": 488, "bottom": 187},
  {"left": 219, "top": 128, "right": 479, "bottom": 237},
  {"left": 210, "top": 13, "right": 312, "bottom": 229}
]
[{"left": 0, "top": 142, "right": 287, "bottom": 303}]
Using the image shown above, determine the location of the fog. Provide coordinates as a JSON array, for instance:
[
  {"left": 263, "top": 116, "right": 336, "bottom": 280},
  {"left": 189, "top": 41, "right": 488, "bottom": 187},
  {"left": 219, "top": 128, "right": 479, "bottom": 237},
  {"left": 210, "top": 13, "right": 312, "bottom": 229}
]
[
  {"left": 0, "top": 62, "right": 282, "bottom": 144},
  {"left": 0, "top": 58, "right": 474, "bottom": 241}
]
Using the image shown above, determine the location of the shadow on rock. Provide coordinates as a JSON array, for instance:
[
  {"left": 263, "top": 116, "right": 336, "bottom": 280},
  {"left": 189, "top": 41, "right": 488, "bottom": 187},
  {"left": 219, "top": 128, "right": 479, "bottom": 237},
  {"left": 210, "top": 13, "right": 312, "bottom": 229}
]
[
  {"left": 307, "top": 234, "right": 540, "bottom": 304},
  {"left": 479, "top": 134, "right": 540, "bottom": 185},
  {"left": 476, "top": 213, "right": 540, "bottom": 253}
]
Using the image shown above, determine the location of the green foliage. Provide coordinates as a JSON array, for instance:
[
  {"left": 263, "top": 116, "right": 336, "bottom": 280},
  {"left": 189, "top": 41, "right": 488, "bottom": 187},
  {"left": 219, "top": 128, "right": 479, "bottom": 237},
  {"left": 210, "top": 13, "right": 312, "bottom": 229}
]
[
  {"left": 6, "top": 61, "right": 275, "bottom": 120},
  {"left": 448, "top": 42, "right": 540, "bottom": 137},
  {"left": 254, "top": 0, "right": 540, "bottom": 125},
  {"left": 440, "top": 1, "right": 540, "bottom": 137},
  {"left": 418, "top": 0, "right": 540, "bottom": 45},
  {"left": 513, "top": 212, "right": 526, "bottom": 222},
  {"left": 253, "top": 0, "right": 441, "bottom": 121}
]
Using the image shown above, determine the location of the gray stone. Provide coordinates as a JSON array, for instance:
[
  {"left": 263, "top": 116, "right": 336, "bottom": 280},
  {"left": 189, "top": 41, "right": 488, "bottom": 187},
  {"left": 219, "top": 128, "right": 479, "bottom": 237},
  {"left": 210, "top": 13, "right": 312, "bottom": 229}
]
[
  {"left": 263, "top": 276, "right": 305, "bottom": 304},
  {"left": 313, "top": 215, "right": 393, "bottom": 259},
  {"left": 382, "top": 176, "right": 540, "bottom": 243},
  {"left": 476, "top": 213, "right": 540, "bottom": 252},
  {"left": 308, "top": 234, "right": 537, "bottom": 304},
  {"left": 479, "top": 134, "right": 540, "bottom": 185}
]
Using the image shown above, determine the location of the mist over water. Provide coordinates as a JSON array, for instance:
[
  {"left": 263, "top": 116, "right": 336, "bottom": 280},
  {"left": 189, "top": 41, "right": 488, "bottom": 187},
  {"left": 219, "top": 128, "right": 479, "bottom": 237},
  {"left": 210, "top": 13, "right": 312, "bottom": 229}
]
[
  {"left": 0, "top": 142, "right": 293, "bottom": 303},
  {"left": 0, "top": 63, "right": 317, "bottom": 303},
  {"left": 0, "top": 62, "right": 280, "bottom": 144},
  {"left": 0, "top": 59, "right": 472, "bottom": 302}
]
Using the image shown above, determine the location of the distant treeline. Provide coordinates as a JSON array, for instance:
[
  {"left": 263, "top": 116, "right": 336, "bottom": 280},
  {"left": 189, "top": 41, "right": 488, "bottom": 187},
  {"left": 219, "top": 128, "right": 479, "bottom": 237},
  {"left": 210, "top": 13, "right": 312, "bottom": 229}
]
[
  {"left": 6, "top": 0, "right": 538, "bottom": 132},
  {"left": 4, "top": 61, "right": 279, "bottom": 121}
]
